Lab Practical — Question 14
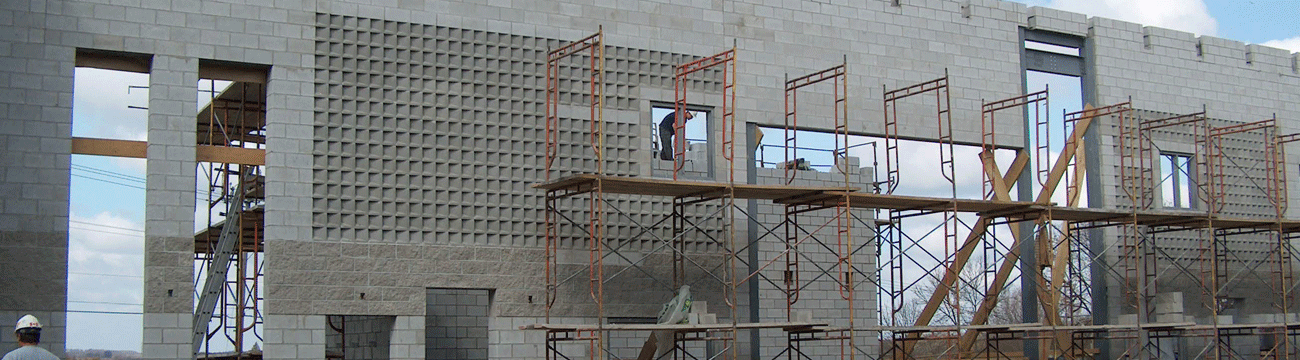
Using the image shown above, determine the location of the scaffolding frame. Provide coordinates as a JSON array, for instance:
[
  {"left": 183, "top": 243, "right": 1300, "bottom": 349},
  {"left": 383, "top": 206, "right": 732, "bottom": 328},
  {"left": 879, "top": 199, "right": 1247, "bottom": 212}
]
[
  {"left": 531, "top": 30, "right": 1300, "bottom": 360},
  {"left": 193, "top": 80, "right": 267, "bottom": 359},
  {"left": 538, "top": 30, "right": 760, "bottom": 360},
  {"left": 777, "top": 59, "right": 858, "bottom": 359}
]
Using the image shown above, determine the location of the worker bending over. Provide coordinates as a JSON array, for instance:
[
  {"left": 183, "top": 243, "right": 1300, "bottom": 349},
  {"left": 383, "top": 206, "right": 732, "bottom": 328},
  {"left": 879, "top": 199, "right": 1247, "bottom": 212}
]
[{"left": 658, "top": 110, "right": 694, "bottom": 161}]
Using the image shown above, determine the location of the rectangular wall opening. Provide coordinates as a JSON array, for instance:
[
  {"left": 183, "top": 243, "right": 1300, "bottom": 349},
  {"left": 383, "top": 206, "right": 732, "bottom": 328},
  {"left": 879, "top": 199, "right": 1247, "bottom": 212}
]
[
  {"left": 327, "top": 315, "right": 396, "bottom": 359},
  {"left": 67, "top": 51, "right": 151, "bottom": 356},
  {"left": 425, "top": 288, "right": 491, "bottom": 360},
  {"left": 650, "top": 104, "right": 712, "bottom": 179},
  {"left": 1160, "top": 152, "right": 1197, "bottom": 209},
  {"left": 192, "top": 60, "right": 269, "bottom": 356}
]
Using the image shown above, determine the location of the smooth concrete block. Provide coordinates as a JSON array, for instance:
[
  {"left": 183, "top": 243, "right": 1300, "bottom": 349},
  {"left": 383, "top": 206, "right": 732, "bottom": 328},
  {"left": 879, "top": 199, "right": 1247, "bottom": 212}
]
[
  {"left": 142, "top": 312, "right": 180, "bottom": 328},
  {"left": 1153, "top": 292, "right": 1184, "bottom": 315}
]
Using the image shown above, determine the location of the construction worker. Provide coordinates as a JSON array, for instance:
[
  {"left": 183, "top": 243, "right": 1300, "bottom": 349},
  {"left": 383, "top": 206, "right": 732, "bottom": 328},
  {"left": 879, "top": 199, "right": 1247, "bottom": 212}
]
[
  {"left": 657, "top": 110, "right": 694, "bottom": 161},
  {"left": 4, "top": 315, "right": 57, "bottom": 360}
]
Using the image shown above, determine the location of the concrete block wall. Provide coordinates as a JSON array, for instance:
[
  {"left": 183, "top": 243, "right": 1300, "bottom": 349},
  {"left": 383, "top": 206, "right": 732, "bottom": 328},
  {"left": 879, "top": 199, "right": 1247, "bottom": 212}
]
[
  {"left": 140, "top": 313, "right": 190, "bottom": 360},
  {"left": 1087, "top": 108, "right": 1287, "bottom": 326},
  {"left": 143, "top": 54, "right": 198, "bottom": 360},
  {"left": 1085, "top": 16, "right": 1298, "bottom": 120},
  {"left": 264, "top": 315, "right": 326, "bottom": 360},
  {"left": 426, "top": 288, "right": 489, "bottom": 359},
  {"left": 390, "top": 315, "right": 424, "bottom": 360},
  {"left": 5, "top": 0, "right": 1300, "bottom": 359},
  {"left": 1071, "top": 6, "right": 1300, "bottom": 342},
  {"left": 1, "top": 0, "right": 319, "bottom": 358},
  {"left": 0, "top": 0, "right": 73, "bottom": 355},
  {"left": 750, "top": 166, "right": 878, "bottom": 359},
  {"left": 324, "top": 315, "right": 393, "bottom": 359},
  {"left": 301, "top": 10, "right": 734, "bottom": 324}
]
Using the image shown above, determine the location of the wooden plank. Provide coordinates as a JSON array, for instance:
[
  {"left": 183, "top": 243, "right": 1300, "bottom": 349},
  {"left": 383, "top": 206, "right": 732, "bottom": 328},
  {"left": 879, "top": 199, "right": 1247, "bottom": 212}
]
[
  {"left": 520, "top": 321, "right": 824, "bottom": 331},
  {"left": 535, "top": 175, "right": 1300, "bottom": 233},
  {"left": 73, "top": 137, "right": 265, "bottom": 165},
  {"left": 534, "top": 174, "right": 851, "bottom": 200},
  {"left": 71, "top": 137, "right": 147, "bottom": 158},
  {"left": 196, "top": 145, "right": 265, "bottom": 165}
]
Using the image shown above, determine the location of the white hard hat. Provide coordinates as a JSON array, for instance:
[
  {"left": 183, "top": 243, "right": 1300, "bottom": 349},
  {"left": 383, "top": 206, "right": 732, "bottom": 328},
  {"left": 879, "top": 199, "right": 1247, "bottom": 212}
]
[{"left": 15, "top": 314, "right": 40, "bottom": 332}]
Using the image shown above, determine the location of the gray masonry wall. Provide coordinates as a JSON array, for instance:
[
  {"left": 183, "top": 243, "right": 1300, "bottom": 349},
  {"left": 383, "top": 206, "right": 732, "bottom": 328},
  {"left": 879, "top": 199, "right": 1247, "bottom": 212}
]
[
  {"left": 751, "top": 165, "right": 879, "bottom": 359},
  {"left": 3, "top": 0, "right": 1299, "bottom": 359},
  {"left": 425, "top": 288, "right": 489, "bottom": 359},
  {"left": 0, "top": 1, "right": 73, "bottom": 356}
]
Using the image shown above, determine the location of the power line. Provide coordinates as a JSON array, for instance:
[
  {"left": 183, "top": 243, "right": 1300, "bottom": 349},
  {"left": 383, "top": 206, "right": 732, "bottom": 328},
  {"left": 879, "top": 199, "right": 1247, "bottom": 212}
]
[
  {"left": 69, "top": 220, "right": 143, "bottom": 233},
  {"left": 71, "top": 173, "right": 145, "bottom": 190},
  {"left": 66, "top": 309, "right": 141, "bottom": 315},
  {"left": 71, "top": 164, "right": 145, "bottom": 183},
  {"left": 69, "top": 225, "right": 142, "bottom": 238},
  {"left": 73, "top": 163, "right": 255, "bottom": 202},
  {"left": 68, "top": 300, "right": 142, "bottom": 307},
  {"left": 68, "top": 271, "right": 142, "bottom": 278},
  {"left": 72, "top": 173, "right": 214, "bottom": 202}
]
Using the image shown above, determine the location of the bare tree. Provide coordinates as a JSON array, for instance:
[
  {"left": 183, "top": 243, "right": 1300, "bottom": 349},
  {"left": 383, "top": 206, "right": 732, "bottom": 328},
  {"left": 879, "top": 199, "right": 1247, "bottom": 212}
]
[{"left": 900, "top": 257, "right": 1024, "bottom": 327}]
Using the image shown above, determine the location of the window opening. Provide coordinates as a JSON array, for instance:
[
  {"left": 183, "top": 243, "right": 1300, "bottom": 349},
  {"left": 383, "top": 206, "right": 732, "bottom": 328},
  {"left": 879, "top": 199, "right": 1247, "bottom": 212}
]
[
  {"left": 651, "top": 105, "right": 711, "bottom": 178},
  {"left": 68, "top": 64, "right": 150, "bottom": 354},
  {"left": 193, "top": 62, "right": 269, "bottom": 357},
  {"left": 1160, "top": 152, "right": 1196, "bottom": 209}
]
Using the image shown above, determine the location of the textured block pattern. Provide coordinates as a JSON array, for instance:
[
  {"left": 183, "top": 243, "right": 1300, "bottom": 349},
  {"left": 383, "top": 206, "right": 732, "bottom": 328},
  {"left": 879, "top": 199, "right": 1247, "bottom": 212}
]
[
  {"left": 1094, "top": 109, "right": 1283, "bottom": 322},
  {"left": 310, "top": 14, "right": 723, "bottom": 249},
  {"left": 426, "top": 288, "right": 490, "bottom": 359}
]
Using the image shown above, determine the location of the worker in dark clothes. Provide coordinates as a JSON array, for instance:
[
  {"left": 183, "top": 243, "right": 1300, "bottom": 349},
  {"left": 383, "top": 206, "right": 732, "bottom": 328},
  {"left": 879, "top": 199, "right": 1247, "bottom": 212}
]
[{"left": 657, "top": 110, "right": 694, "bottom": 161}]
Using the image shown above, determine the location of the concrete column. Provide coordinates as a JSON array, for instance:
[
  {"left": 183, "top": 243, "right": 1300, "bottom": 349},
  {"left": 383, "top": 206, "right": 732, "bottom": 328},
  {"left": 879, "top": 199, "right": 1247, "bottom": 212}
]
[
  {"left": 262, "top": 62, "right": 317, "bottom": 360},
  {"left": 143, "top": 55, "right": 197, "bottom": 360},
  {"left": 390, "top": 316, "right": 425, "bottom": 360},
  {"left": 0, "top": 30, "right": 73, "bottom": 355}
]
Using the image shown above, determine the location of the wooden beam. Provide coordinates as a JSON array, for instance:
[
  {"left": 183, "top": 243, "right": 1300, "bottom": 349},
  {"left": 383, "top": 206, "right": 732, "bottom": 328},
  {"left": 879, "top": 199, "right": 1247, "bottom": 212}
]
[
  {"left": 71, "top": 137, "right": 265, "bottom": 165},
  {"left": 956, "top": 104, "right": 1101, "bottom": 353},
  {"left": 196, "top": 145, "right": 265, "bottom": 165},
  {"left": 71, "top": 137, "right": 146, "bottom": 158},
  {"left": 910, "top": 150, "right": 1027, "bottom": 329}
]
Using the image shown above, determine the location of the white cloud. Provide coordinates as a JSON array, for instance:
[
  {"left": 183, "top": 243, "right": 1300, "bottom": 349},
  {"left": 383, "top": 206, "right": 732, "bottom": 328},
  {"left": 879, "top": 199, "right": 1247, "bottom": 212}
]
[
  {"left": 73, "top": 68, "right": 149, "bottom": 140},
  {"left": 1261, "top": 36, "right": 1300, "bottom": 53},
  {"left": 66, "top": 213, "right": 144, "bottom": 316},
  {"left": 70, "top": 212, "right": 144, "bottom": 259},
  {"left": 1038, "top": 0, "right": 1218, "bottom": 36}
]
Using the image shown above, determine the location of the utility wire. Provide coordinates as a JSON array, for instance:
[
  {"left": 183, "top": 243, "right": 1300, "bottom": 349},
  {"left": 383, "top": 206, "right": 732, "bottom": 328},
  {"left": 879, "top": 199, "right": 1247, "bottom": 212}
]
[
  {"left": 68, "top": 271, "right": 142, "bottom": 278},
  {"left": 69, "top": 220, "right": 143, "bottom": 233},
  {"left": 72, "top": 172, "right": 213, "bottom": 202},
  {"left": 71, "top": 173, "right": 145, "bottom": 190},
  {"left": 68, "top": 300, "right": 142, "bottom": 307},
  {"left": 71, "top": 164, "right": 145, "bottom": 183},
  {"left": 66, "top": 310, "right": 141, "bottom": 315},
  {"left": 69, "top": 226, "right": 142, "bottom": 238},
  {"left": 73, "top": 164, "right": 235, "bottom": 202}
]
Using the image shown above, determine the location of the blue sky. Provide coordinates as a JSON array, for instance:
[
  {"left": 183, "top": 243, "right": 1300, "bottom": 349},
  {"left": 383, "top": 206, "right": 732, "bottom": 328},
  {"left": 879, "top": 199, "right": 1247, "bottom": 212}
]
[
  {"left": 1011, "top": 0, "right": 1300, "bottom": 51},
  {"left": 63, "top": 0, "right": 1299, "bottom": 352}
]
